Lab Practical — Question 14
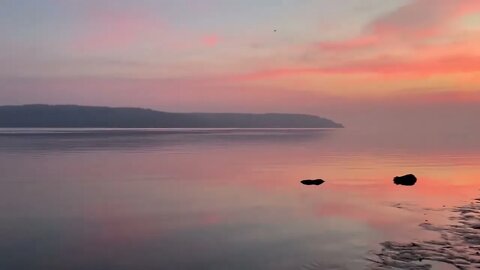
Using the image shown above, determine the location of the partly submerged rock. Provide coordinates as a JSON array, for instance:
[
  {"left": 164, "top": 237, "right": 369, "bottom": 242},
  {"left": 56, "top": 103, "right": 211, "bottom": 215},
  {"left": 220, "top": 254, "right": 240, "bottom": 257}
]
[
  {"left": 394, "top": 174, "right": 417, "bottom": 186},
  {"left": 301, "top": 179, "right": 325, "bottom": 186}
]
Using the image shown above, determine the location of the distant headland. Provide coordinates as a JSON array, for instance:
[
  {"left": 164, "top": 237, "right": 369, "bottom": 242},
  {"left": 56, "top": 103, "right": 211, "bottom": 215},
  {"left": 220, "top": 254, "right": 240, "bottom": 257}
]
[{"left": 0, "top": 104, "right": 343, "bottom": 128}]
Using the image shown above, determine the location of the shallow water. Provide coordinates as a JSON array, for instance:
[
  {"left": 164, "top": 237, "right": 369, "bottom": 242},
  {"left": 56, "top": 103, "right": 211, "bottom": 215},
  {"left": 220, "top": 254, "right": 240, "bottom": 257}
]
[{"left": 0, "top": 128, "right": 479, "bottom": 269}]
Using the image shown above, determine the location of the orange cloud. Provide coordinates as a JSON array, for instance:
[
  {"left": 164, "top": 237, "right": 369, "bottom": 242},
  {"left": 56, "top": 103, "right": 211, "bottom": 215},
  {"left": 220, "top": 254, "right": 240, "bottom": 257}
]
[{"left": 231, "top": 54, "right": 480, "bottom": 81}]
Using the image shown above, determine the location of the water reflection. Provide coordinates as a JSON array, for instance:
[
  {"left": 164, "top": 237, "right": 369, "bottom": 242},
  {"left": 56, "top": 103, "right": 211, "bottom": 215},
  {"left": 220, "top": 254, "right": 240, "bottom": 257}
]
[
  {"left": 0, "top": 128, "right": 334, "bottom": 153},
  {"left": 0, "top": 128, "right": 479, "bottom": 269}
]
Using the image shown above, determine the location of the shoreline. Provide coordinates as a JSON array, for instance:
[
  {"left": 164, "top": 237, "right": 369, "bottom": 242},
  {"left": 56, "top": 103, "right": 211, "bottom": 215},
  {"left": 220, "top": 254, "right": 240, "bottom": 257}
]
[{"left": 369, "top": 196, "right": 480, "bottom": 269}]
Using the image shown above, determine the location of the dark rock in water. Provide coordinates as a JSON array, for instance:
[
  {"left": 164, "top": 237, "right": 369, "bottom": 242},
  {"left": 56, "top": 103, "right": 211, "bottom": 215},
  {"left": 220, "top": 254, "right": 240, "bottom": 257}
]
[
  {"left": 394, "top": 174, "right": 417, "bottom": 186},
  {"left": 301, "top": 179, "right": 325, "bottom": 186}
]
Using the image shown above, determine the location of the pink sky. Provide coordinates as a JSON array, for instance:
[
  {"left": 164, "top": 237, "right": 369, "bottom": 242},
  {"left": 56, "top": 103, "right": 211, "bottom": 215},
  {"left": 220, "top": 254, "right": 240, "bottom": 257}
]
[{"left": 0, "top": 0, "right": 479, "bottom": 127}]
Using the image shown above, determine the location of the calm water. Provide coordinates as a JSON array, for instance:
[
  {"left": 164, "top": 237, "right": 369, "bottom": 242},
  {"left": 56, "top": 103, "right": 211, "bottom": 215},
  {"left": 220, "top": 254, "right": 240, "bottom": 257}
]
[{"left": 0, "top": 128, "right": 479, "bottom": 270}]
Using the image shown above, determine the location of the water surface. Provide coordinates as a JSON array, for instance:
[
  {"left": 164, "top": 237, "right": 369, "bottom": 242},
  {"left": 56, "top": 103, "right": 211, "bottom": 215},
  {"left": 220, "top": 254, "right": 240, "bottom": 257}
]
[{"left": 0, "top": 128, "right": 479, "bottom": 269}]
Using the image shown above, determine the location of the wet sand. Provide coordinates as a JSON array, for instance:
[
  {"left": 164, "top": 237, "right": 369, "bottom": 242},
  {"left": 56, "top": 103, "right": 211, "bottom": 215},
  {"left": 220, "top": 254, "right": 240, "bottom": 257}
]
[{"left": 369, "top": 197, "right": 480, "bottom": 269}]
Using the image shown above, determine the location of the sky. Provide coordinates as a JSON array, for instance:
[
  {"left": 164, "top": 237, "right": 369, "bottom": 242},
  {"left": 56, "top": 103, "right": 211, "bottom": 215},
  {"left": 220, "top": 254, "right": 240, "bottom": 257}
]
[{"left": 1, "top": 0, "right": 479, "bottom": 127}]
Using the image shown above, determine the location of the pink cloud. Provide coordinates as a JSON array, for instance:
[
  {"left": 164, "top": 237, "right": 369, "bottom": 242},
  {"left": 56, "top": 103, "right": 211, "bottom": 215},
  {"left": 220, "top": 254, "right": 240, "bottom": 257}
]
[
  {"left": 229, "top": 0, "right": 480, "bottom": 81},
  {"left": 72, "top": 8, "right": 164, "bottom": 52},
  {"left": 201, "top": 34, "right": 221, "bottom": 48},
  {"left": 72, "top": 15, "right": 223, "bottom": 52},
  {"left": 318, "top": 0, "right": 480, "bottom": 51}
]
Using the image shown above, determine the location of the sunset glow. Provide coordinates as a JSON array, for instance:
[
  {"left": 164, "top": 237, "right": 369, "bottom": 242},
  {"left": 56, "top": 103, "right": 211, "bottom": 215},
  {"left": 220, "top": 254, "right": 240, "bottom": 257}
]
[{"left": 0, "top": 0, "right": 479, "bottom": 125}]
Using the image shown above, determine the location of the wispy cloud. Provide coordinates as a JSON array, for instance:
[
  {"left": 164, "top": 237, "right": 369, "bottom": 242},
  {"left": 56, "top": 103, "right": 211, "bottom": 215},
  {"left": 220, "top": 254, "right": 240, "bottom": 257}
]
[
  {"left": 318, "top": 0, "right": 480, "bottom": 51},
  {"left": 71, "top": 7, "right": 164, "bottom": 52},
  {"left": 232, "top": 0, "right": 480, "bottom": 81}
]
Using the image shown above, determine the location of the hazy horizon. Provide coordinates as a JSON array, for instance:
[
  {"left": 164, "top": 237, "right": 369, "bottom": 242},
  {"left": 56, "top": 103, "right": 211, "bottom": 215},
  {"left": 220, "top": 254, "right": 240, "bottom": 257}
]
[{"left": 1, "top": 102, "right": 478, "bottom": 131}]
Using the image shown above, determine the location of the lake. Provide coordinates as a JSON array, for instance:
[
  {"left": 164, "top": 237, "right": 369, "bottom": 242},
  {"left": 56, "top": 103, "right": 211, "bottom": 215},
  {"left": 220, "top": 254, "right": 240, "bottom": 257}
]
[{"left": 0, "top": 128, "right": 479, "bottom": 269}]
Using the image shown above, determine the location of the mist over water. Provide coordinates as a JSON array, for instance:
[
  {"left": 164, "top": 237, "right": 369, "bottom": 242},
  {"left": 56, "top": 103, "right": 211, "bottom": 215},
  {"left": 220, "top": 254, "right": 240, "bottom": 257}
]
[{"left": 0, "top": 128, "right": 479, "bottom": 269}]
